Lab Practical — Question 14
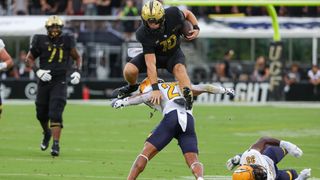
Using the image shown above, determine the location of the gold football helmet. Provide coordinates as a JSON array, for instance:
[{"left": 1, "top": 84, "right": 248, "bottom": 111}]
[
  {"left": 45, "top": 15, "right": 64, "bottom": 38},
  {"left": 141, "top": 0, "right": 165, "bottom": 33},
  {"left": 233, "top": 164, "right": 267, "bottom": 180}
]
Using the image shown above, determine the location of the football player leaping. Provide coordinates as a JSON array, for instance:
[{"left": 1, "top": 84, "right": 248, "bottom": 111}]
[
  {"left": 227, "top": 136, "right": 311, "bottom": 180},
  {"left": 113, "top": 0, "right": 200, "bottom": 111},
  {"left": 112, "top": 78, "right": 235, "bottom": 180}
]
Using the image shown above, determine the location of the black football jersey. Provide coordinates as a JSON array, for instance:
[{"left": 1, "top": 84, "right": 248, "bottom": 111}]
[
  {"left": 136, "top": 7, "right": 185, "bottom": 56},
  {"left": 30, "top": 34, "right": 76, "bottom": 79}
]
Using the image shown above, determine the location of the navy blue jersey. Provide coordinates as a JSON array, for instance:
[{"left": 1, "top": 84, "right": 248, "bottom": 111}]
[
  {"left": 30, "top": 34, "right": 76, "bottom": 79},
  {"left": 136, "top": 7, "right": 185, "bottom": 56}
]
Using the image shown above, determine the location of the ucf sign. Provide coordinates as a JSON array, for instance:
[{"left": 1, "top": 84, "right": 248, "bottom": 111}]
[{"left": 268, "top": 41, "right": 284, "bottom": 100}]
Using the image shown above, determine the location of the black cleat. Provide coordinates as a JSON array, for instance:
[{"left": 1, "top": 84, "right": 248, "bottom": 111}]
[
  {"left": 40, "top": 130, "right": 51, "bottom": 151},
  {"left": 112, "top": 84, "right": 139, "bottom": 99},
  {"left": 51, "top": 143, "right": 60, "bottom": 157},
  {"left": 182, "top": 87, "right": 194, "bottom": 110}
]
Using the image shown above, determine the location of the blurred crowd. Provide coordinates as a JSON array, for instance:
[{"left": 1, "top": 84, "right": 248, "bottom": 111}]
[
  {"left": 0, "top": 0, "right": 319, "bottom": 17},
  {"left": 209, "top": 49, "right": 320, "bottom": 94}
]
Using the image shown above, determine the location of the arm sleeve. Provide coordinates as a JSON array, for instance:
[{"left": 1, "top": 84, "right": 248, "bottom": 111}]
[
  {"left": 191, "top": 84, "right": 226, "bottom": 94},
  {"left": 126, "top": 92, "right": 152, "bottom": 106},
  {"left": 29, "top": 35, "right": 40, "bottom": 58}
]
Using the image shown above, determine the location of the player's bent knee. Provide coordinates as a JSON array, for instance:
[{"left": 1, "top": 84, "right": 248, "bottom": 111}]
[
  {"left": 124, "top": 63, "right": 139, "bottom": 75},
  {"left": 173, "top": 64, "right": 187, "bottom": 74}
]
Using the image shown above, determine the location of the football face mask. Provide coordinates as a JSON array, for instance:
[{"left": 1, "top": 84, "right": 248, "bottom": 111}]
[{"left": 45, "top": 15, "right": 64, "bottom": 38}]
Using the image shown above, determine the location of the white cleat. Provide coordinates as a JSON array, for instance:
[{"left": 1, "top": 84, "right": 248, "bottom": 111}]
[{"left": 295, "top": 168, "right": 311, "bottom": 180}]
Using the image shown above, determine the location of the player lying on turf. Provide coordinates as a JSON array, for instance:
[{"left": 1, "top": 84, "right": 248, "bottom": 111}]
[
  {"left": 226, "top": 136, "right": 311, "bottom": 180},
  {"left": 111, "top": 78, "right": 234, "bottom": 180}
]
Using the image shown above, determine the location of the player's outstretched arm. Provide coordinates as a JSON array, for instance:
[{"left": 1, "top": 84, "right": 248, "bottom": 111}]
[
  {"left": 191, "top": 84, "right": 234, "bottom": 97},
  {"left": 111, "top": 92, "right": 152, "bottom": 109}
]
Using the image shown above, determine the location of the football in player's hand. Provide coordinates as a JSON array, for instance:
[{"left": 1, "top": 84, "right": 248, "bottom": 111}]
[{"left": 182, "top": 20, "right": 193, "bottom": 37}]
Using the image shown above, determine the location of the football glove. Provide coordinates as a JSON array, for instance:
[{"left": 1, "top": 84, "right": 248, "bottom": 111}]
[
  {"left": 111, "top": 98, "right": 129, "bottom": 109},
  {"left": 226, "top": 154, "right": 241, "bottom": 170},
  {"left": 297, "top": 168, "right": 311, "bottom": 180},
  {"left": 280, "top": 140, "right": 303, "bottom": 158},
  {"left": 225, "top": 88, "right": 235, "bottom": 98},
  {"left": 70, "top": 71, "right": 81, "bottom": 85},
  {"left": 36, "top": 69, "right": 52, "bottom": 82},
  {"left": 0, "top": 62, "right": 7, "bottom": 71}
]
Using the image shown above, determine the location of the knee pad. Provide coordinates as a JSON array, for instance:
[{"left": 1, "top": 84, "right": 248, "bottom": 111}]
[
  {"left": 36, "top": 104, "right": 49, "bottom": 122},
  {"left": 48, "top": 111, "right": 63, "bottom": 123},
  {"left": 48, "top": 98, "right": 66, "bottom": 123}
]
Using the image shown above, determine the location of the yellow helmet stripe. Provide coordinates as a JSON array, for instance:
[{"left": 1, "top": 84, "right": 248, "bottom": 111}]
[{"left": 149, "top": 0, "right": 154, "bottom": 16}]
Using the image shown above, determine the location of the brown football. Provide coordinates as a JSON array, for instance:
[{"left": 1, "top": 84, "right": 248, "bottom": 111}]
[{"left": 181, "top": 20, "right": 193, "bottom": 37}]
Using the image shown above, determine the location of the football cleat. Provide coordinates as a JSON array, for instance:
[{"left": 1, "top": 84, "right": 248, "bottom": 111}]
[
  {"left": 225, "top": 88, "right": 235, "bottom": 99},
  {"left": 51, "top": 143, "right": 60, "bottom": 157},
  {"left": 111, "top": 84, "right": 139, "bottom": 99},
  {"left": 280, "top": 140, "right": 303, "bottom": 158},
  {"left": 40, "top": 130, "right": 51, "bottom": 151},
  {"left": 183, "top": 87, "right": 193, "bottom": 110}
]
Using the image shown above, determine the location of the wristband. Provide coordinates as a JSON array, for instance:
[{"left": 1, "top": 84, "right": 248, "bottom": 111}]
[
  {"left": 193, "top": 25, "right": 200, "bottom": 30},
  {"left": 32, "top": 66, "right": 39, "bottom": 73},
  {"left": 0, "top": 62, "right": 7, "bottom": 70},
  {"left": 73, "top": 68, "right": 81, "bottom": 73},
  {"left": 151, "top": 83, "right": 159, "bottom": 91}
]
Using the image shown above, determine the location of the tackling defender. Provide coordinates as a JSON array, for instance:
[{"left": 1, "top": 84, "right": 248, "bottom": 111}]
[
  {"left": 227, "top": 136, "right": 311, "bottom": 180},
  {"left": 26, "top": 15, "right": 82, "bottom": 156},
  {"left": 112, "top": 78, "right": 234, "bottom": 180},
  {"left": 0, "top": 39, "right": 14, "bottom": 118},
  {"left": 113, "top": 0, "right": 200, "bottom": 110}
]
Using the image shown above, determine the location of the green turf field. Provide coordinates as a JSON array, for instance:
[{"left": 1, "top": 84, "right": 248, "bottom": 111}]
[{"left": 0, "top": 103, "right": 319, "bottom": 180}]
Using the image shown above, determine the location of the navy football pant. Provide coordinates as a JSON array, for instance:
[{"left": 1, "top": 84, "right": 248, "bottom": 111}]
[
  {"left": 146, "top": 110, "right": 198, "bottom": 154},
  {"left": 263, "top": 146, "right": 298, "bottom": 180}
]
